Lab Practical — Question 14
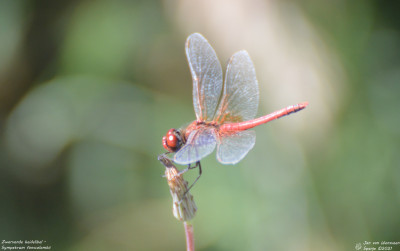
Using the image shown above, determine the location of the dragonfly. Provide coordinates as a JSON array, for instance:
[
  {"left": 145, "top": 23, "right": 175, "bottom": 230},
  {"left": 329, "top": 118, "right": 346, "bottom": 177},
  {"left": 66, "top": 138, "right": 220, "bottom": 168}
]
[{"left": 162, "top": 33, "right": 308, "bottom": 183}]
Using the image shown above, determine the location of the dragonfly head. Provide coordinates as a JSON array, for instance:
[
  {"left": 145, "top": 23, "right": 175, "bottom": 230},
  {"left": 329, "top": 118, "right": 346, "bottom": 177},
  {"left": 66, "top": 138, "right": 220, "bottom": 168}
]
[{"left": 162, "top": 128, "right": 184, "bottom": 152}]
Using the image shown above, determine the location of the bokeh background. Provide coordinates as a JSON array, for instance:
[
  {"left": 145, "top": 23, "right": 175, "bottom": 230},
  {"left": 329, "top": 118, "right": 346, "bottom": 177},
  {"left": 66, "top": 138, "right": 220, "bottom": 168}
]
[{"left": 1, "top": 0, "right": 400, "bottom": 250}]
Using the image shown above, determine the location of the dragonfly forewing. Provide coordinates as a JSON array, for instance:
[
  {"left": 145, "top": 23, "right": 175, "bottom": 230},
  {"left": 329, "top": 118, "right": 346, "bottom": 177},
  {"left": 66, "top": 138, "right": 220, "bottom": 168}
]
[{"left": 186, "top": 33, "right": 223, "bottom": 121}]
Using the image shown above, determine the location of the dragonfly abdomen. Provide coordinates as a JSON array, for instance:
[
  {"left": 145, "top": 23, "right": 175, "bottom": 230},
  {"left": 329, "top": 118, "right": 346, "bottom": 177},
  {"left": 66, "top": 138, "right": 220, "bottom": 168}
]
[{"left": 219, "top": 102, "right": 308, "bottom": 132}]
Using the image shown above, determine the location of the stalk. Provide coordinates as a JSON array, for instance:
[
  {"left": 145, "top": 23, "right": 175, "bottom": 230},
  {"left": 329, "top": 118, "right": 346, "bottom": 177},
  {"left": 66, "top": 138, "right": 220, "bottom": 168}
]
[
  {"left": 159, "top": 154, "right": 197, "bottom": 251},
  {"left": 184, "top": 221, "right": 194, "bottom": 251}
]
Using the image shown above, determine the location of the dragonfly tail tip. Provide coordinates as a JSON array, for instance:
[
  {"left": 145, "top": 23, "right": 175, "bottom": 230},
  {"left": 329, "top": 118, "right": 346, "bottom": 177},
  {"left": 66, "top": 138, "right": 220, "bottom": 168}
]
[{"left": 300, "top": 101, "right": 309, "bottom": 109}]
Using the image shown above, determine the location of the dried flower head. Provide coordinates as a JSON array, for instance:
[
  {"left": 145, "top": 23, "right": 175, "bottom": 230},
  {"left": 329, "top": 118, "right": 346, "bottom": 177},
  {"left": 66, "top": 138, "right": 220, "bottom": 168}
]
[{"left": 158, "top": 154, "right": 197, "bottom": 221}]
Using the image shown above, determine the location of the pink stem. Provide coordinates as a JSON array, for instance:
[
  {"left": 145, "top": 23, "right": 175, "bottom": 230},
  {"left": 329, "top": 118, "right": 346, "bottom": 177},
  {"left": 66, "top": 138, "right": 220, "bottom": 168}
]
[{"left": 184, "top": 222, "right": 194, "bottom": 251}]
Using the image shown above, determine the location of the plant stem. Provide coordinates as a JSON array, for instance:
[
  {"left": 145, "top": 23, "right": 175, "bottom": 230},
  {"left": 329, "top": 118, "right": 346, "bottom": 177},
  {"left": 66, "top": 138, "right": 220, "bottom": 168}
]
[
  {"left": 158, "top": 154, "right": 197, "bottom": 251},
  {"left": 184, "top": 221, "right": 194, "bottom": 251}
]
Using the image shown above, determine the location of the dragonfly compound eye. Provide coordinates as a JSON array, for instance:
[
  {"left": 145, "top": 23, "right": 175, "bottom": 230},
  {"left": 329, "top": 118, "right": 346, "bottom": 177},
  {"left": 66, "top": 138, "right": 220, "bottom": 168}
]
[{"left": 162, "top": 129, "right": 183, "bottom": 152}]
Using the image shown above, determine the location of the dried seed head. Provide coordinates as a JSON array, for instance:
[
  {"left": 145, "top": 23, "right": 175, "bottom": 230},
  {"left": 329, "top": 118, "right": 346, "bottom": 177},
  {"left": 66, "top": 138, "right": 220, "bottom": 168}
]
[{"left": 158, "top": 154, "right": 197, "bottom": 221}]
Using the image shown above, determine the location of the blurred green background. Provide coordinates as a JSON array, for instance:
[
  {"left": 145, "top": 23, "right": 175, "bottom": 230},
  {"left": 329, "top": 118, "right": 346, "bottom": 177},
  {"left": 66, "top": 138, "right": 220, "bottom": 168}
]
[{"left": 1, "top": 0, "right": 399, "bottom": 250}]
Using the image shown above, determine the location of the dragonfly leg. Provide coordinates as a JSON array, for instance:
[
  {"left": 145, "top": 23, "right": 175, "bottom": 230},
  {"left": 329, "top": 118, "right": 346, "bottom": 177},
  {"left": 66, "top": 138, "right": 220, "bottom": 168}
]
[
  {"left": 178, "top": 161, "right": 197, "bottom": 176},
  {"left": 183, "top": 161, "right": 202, "bottom": 197}
]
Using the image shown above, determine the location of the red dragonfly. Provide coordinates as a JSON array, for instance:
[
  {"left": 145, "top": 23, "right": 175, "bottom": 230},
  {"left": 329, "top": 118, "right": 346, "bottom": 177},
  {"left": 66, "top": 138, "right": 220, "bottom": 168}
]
[{"left": 162, "top": 33, "right": 308, "bottom": 170}]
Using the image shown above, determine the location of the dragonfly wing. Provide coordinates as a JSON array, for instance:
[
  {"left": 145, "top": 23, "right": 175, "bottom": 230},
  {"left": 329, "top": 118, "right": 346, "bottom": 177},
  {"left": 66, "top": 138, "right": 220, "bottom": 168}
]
[
  {"left": 216, "top": 130, "right": 256, "bottom": 164},
  {"left": 186, "top": 33, "right": 223, "bottom": 121},
  {"left": 214, "top": 51, "right": 259, "bottom": 123},
  {"left": 174, "top": 127, "right": 217, "bottom": 165}
]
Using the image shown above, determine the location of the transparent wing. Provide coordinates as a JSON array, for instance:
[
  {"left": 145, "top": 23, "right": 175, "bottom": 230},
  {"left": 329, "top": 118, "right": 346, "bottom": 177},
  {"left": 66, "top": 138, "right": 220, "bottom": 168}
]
[
  {"left": 214, "top": 50, "right": 259, "bottom": 123},
  {"left": 186, "top": 33, "right": 223, "bottom": 121},
  {"left": 174, "top": 127, "right": 217, "bottom": 165},
  {"left": 216, "top": 130, "right": 256, "bottom": 164}
]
